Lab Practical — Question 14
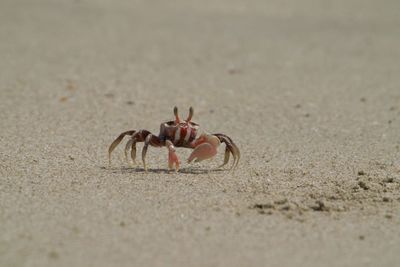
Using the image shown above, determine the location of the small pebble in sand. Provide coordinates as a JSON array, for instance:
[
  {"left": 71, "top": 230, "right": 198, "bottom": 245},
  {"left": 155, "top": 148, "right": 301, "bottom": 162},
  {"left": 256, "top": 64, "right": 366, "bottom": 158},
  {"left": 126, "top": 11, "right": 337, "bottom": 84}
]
[
  {"left": 382, "top": 197, "right": 391, "bottom": 202},
  {"left": 252, "top": 203, "right": 274, "bottom": 209},
  {"left": 66, "top": 80, "right": 77, "bottom": 91},
  {"left": 383, "top": 177, "right": 394, "bottom": 183},
  {"left": 227, "top": 68, "right": 242, "bottom": 75},
  {"left": 59, "top": 96, "right": 68, "bottom": 102},
  {"left": 310, "top": 200, "right": 329, "bottom": 212},
  {"left": 126, "top": 101, "right": 134, "bottom": 105},
  {"left": 274, "top": 198, "right": 288, "bottom": 205},
  {"left": 357, "top": 170, "right": 366, "bottom": 176},
  {"left": 48, "top": 251, "right": 59, "bottom": 259},
  {"left": 358, "top": 181, "right": 369, "bottom": 190},
  {"left": 280, "top": 204, "right": 291, "bottom": 211},
  {"left": 359, "top": 235, "right": 365, "bottom": 240},
  {"left": 285, "top": 213, "right": 294, "bottom": 219},
  {"left": 258, "top": 210, "right": 273, "bottom": 215}
]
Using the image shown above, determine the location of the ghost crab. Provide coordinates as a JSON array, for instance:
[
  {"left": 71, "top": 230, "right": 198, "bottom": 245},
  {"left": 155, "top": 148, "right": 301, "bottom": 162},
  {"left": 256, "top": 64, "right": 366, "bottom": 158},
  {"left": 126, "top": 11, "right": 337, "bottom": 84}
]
[{"left": 108, "top": 107, "right": 240, "bottom": 172}]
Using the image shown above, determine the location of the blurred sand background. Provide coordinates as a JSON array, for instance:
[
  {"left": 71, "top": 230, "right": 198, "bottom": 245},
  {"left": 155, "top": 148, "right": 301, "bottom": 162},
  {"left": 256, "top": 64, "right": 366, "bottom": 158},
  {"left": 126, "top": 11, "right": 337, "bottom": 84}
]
[{"left": 1, "top": 0, "right": 400, "bottom": 266}]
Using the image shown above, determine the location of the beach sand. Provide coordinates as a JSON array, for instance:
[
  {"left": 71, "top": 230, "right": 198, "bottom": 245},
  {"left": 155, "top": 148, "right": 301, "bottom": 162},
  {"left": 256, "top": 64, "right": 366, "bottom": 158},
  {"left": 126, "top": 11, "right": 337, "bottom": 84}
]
[{"left": 1, "top": 0, "right": 399, "bottom": 266}]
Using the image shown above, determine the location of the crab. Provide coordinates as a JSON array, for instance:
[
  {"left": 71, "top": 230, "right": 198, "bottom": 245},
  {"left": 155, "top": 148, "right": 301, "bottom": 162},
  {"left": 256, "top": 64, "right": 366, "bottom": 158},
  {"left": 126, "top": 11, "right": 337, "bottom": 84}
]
[{"left": 108, "top": 107, "right": 240, "bottom": 172}]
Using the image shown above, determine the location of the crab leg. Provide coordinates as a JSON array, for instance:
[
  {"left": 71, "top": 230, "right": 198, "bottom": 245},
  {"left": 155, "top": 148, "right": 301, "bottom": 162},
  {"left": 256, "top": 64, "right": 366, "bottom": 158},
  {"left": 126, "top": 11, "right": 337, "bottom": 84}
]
[
  {"left": 142, "top": 135, "right": 151, "bottom": 172},
  {"left": 108, "top": 130, "right": 153, "bottom": 166},
  {"left": 166, "top": 140, "right": 180, "bottom": 171},
  {"left": 213, "top": 133, "right": 240, "bottom": 169},
  {"left": 218, "top": 146, "right": 231, "bottom": 168},
  {"left": 124, "top": 139, "right": 134, "bottom": 163},
  {"left": 122, "top": 134, "right": 139, "bottom": 164},
  {"left": 141, "top": 134, "right": 162, "bottom": 172},
  {"left": 126, "top": 132, "right": 140, "bottom": 164},
  {"left": 108, "top": 130, "right": 136, "bottom": 165},
  {"left": 130, "top": 139, "right": 137, "bottom": 163}
]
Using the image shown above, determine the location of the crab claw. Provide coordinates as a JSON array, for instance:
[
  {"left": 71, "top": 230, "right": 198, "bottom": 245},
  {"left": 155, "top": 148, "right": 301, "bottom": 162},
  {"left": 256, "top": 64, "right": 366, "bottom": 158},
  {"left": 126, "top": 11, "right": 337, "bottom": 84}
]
[
  {"left": 166, "top": 140, "right": 180, "bottom": 171},
  {"left": 188, "top": 134, "right": 220, "bottom": 163}
]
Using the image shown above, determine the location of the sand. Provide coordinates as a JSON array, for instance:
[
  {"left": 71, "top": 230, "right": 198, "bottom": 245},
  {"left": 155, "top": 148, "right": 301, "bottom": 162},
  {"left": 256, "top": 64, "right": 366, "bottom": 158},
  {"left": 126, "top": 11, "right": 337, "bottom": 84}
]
[{"left": 1, "top": 0, "right": 400, "bottom": 266}]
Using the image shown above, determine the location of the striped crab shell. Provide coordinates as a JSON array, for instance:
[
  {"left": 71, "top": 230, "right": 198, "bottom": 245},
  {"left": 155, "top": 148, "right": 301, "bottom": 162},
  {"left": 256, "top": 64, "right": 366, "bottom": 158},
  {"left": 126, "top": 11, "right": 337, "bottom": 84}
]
[{"left": 160, "top": 120, "right": 200, "bottom": 147}]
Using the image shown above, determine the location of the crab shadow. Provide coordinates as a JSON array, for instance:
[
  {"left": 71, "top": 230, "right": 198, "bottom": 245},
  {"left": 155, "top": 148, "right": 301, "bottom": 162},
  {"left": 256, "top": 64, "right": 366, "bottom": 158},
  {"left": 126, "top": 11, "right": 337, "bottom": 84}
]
[{"left": 105, "top": 166, "right": 227, "bottom": 175}]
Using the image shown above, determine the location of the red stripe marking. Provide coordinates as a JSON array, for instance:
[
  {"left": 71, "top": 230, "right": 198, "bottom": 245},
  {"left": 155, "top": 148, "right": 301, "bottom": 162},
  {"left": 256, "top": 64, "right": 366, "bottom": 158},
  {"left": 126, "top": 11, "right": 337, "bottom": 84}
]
[{"left": 179, "top": 127, "right": 188, "bottom": 143}]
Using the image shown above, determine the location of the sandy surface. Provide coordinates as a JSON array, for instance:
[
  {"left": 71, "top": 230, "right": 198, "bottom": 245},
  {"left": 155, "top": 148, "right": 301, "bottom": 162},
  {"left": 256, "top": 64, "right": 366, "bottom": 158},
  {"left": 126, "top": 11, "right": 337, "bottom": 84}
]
[{"left": 1, "top": 0, "right": 400, "bottom": 266}]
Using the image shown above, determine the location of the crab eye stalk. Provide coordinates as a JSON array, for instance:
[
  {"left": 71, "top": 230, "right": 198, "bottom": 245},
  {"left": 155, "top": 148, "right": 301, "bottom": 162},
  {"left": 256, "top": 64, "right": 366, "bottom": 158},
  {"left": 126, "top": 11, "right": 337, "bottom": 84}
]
[
  {"left": 173, "top": 106, "right": 180, "bottom": 123},
  {"left": 186, "top": 106, "right": 194, "bottom": 122}
]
